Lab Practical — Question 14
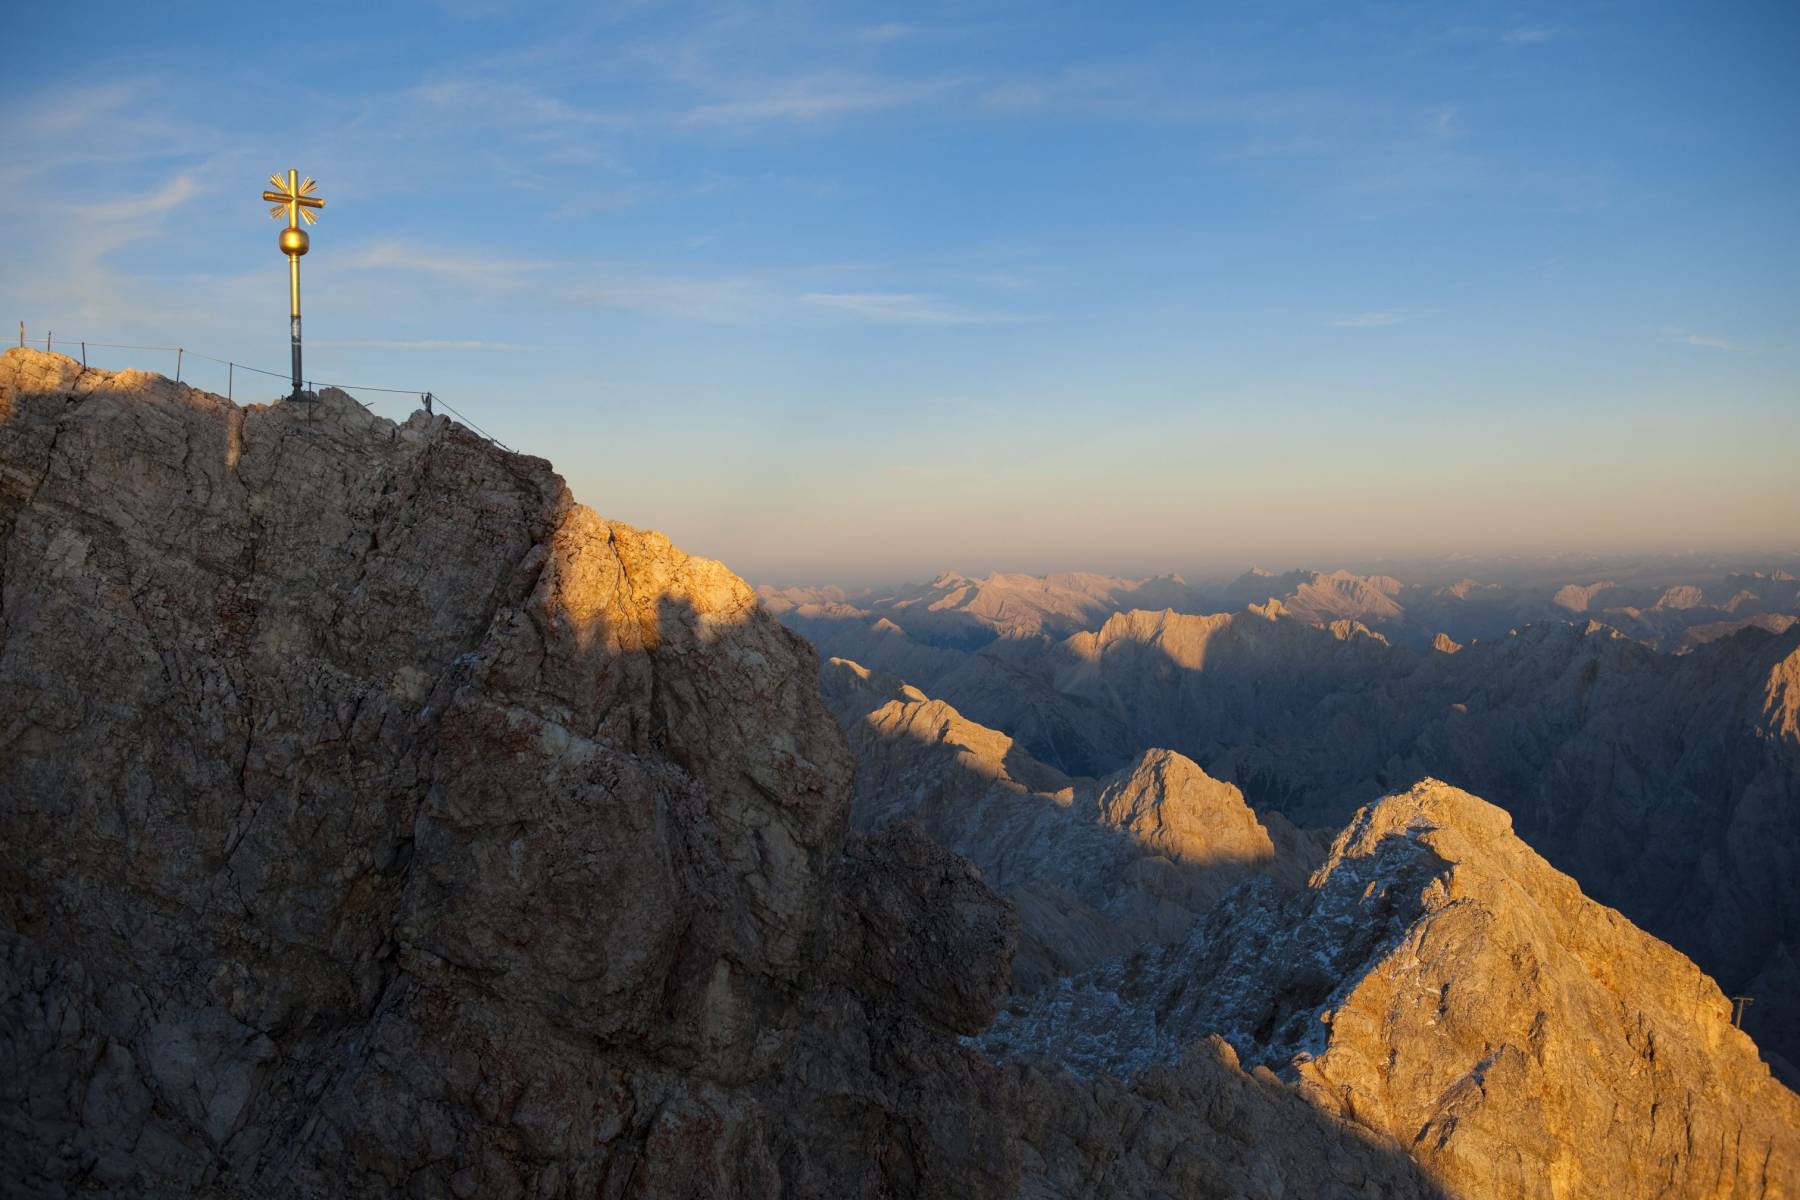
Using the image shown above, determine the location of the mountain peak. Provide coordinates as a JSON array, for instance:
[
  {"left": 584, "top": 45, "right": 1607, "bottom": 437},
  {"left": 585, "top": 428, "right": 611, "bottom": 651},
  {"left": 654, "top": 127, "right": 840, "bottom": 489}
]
[{"left": 982, "top": 777, "right": 1800, "bottom": 1196}]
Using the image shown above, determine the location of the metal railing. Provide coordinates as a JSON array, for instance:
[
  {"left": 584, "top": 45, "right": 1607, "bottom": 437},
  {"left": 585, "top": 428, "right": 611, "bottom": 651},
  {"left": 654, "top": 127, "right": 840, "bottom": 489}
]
[{"left": 14, "top": 321, "right": 510, "bottom": 451}]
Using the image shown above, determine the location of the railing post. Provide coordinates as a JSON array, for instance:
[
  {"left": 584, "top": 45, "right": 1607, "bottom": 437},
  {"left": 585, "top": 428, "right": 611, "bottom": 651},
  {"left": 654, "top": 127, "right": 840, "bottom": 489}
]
[
  {"left": 45, "top": 330, "right": 51, "bottom": 351},
  {"left": 176, "top": 348, "right": 183, "bottom": 382},
  {"left": 228, "top": 362, "right": 234, "bottom": 402},
  {"left": 17, "top": 321, "right": 22, "bottom": 348},
  {"left": 81, "top": 341, "right": 86, "bottom": 367}
]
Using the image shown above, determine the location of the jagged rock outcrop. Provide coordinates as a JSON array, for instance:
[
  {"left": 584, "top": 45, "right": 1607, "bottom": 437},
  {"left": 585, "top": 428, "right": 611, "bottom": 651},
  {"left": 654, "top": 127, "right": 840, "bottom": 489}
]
[
  {"left": 785, "top": 597, "right": 1800, "bottom": 1080},
  {"left": 0, "top": 351, "right": 1441, "bottom": 1199},
  {"left": 821, "top": 658, "right": 1318, "bottom": 991},
  {"left": 982, "top": 781, "right": 1800, "bottom": 1199}
]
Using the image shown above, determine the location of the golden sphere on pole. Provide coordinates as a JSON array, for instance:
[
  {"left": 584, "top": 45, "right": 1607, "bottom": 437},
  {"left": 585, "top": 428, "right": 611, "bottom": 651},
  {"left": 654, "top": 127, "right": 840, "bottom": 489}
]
[{"left": 279, "top": 226, "right": 310, "bottom": 256}]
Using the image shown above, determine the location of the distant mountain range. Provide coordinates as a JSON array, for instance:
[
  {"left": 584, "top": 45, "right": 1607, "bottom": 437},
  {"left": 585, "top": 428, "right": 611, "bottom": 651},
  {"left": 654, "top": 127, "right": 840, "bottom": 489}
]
[
  {"left": 768, "top": 565, "right": 1800, "bottom": 1085},
  {"left": 762, "top": 562, "right": 1800, "bottom": 652},
  {"left": 815, "top": 652, "right": 1799, "bottom": 1195}
]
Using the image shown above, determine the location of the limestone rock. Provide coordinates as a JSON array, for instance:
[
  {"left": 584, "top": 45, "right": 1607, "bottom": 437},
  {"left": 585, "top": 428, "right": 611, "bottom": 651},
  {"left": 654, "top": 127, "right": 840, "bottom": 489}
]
[
  {"left": 0, "top": 350, "right": 1438, "bottom": 1199},
  {"left": 981, "top": 781, "right": 1800, "bottom": 1199},
  {"left": 821, "top": 657, "right": 1305, "bottom": 992}
]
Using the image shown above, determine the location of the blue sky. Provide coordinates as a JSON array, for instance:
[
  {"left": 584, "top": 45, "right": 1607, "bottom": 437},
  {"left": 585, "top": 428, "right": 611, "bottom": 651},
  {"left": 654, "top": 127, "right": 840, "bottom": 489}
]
[{"left": 3, "top": 1, "right": 1796, "bottom": 584}]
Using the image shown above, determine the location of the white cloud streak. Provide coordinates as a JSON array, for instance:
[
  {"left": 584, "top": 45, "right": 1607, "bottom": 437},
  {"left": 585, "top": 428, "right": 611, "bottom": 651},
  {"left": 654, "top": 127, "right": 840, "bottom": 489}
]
[
  {"left": 799, "top": 292, "right": 1023, "bottom": 325},
  {"left": 313, "top": 339, "right": 534, "bottom": 352},
  {"left": 1502, "top": 27, "right": 1561, "bottom": 45},
  {"left": 1663, "top": 328, "right": 1741, "bottom": 351},
  {"left": 1328, "top": 312, "right": 1410, "bottom": 328},
  {"left": 677, "top": 77, "right": 955, "bottom": 127}
]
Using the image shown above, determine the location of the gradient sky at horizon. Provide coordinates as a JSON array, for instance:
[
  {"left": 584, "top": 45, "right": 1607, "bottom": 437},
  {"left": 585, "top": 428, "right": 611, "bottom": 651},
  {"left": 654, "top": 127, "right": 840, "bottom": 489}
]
[{"left": 3, "top": 1, "right": 1796, "bottom": 586}]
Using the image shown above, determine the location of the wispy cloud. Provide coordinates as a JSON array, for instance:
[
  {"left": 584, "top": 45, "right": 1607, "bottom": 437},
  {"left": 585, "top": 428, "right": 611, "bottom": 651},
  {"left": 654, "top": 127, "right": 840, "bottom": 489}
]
[
  {"left": 1328, "top": 311, "right": 1411, "bottom": 328},
  {"left": 799, "top": 292, "right": 1024, "bottom": 325},
  {"left": 313, "top": 339, "right": 533, "bottom": 352},
  {"left": 76, "top": 173, "right": 205, "bottom": 222},
  {"left": 332, "top": 236, "right": 1033, "bottom": 329},
  {"left": 1502, "top": 27, "right": 1562, "bottom": 45},
  {"left": 1662, "top": 328, "right": 1741, "bottom": 351},
  {"left": 559, "top": 273, "right": 767, "bottom": 324},
  {"left": 338, "top": 241, "right": 545, "bottom": 286},
  {"left": 410, "top": 80, "right": 631, "bottom": 131},
  {"left": 856, "top": 23, "right": 914, "bottom": 44},
  {"left": 975, "top": 60, "right": 1156, "bottom": 117},
  {"left": 678, "top": 76, "right": 954, "bottom": 127}
]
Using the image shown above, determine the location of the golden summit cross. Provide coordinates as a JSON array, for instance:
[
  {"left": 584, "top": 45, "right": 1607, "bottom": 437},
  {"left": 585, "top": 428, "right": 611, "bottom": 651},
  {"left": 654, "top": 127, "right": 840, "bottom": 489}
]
[
  {"left": 263, "top": 169, "right": 324, "bottom": 228},
  {"left": 258, "top": 169, "right": 326, "bottom": 400}
]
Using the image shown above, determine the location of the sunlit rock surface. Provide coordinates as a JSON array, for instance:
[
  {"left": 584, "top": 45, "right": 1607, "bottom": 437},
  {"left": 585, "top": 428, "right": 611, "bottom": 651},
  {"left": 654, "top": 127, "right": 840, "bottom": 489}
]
[
  {"left": 982, "top": 781, "right": 1800, "bottom": 1199},
  {"left": 0, "top": 350, "right": 1440, "bottom": 1199}
]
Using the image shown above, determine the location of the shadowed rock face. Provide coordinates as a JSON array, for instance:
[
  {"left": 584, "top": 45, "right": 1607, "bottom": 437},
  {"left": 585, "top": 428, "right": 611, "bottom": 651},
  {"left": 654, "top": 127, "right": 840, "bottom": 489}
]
[
  {"left": 0, "top": 351, "right": 1443, "bottom": 1199},
  {"left": 982, "top": 782, "right": 1800, "bottom": 1200}
]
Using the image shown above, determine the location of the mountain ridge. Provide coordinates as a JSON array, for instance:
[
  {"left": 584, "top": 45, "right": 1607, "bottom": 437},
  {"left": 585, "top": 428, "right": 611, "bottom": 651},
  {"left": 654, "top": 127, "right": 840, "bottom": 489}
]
[
  {"left": 980, "top": 779, "right": 1800, "bottom": 1199},
  {"left": 778, "top": 575, "right": 1800, "bottom": 1081},
  {"left": 0, "top": 349, "right": 1444, "bottom": 1199}
]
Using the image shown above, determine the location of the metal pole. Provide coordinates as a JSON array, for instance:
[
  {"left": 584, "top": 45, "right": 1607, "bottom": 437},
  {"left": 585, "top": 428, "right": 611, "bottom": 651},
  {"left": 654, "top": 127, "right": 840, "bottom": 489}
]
[
  {"left": 45, "top": 330, "right": 51, "bottom": 351},
  {"left": 176, "top": 348, "right": 183, "bottom": 383},
  {"left": 81, "top": 341, "right": 86, "bottom": 367},
  {"left": 17, "top": 321, "right": 22, "bottom": 348},
  {"left": 228, "top": 361, "right": 234, "bottom": 402},
  {"left": 290, "top": 253, "right": 302, "bottom": 400}
]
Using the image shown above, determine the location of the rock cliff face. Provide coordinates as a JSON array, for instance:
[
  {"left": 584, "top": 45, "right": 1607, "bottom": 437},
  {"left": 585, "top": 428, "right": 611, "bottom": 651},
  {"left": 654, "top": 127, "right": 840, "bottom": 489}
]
[
  {"left": 981, "top": 781, "right": 1800, "bottom": 1200},
  {"left": 0, "top": 351, "right": 1440, "bottom": 1199}
]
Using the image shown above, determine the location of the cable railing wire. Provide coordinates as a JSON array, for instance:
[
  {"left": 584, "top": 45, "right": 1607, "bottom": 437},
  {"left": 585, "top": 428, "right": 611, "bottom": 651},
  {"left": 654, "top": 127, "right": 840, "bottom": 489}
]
[{"left": 15, "top": 323, "right": 511, "bottom": 451}]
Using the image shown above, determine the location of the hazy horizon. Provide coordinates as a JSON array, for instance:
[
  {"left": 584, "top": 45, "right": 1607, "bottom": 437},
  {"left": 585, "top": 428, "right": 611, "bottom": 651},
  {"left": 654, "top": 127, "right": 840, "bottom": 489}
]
[
  {"left": 749, "top": 547, "right": 1800, "bottom": 594},
  {"left": 5, "top": 1, "right": 1796, "bottom": 581}
]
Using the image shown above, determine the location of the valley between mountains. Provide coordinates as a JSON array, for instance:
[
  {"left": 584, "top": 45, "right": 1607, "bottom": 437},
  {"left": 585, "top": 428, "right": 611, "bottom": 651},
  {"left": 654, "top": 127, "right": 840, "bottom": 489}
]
[{"left": 2, "top": 349, "right": 1796, "bottom": 1198}]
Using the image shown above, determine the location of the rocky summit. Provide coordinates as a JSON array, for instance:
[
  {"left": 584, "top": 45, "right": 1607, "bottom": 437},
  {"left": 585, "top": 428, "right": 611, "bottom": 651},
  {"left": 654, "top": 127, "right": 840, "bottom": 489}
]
[
  {"left": 0, "top": 350, "right": 1439, "bottom": 1198},
  {"left": 2, "top": 348, "right": 1795, "bottom": 1200},
  {"left": 980, "top": 781, "right": 1800, "bottom": 1199}
]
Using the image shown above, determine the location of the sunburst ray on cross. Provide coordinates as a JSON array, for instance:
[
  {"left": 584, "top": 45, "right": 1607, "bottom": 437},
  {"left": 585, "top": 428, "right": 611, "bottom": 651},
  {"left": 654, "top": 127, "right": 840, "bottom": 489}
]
[{"left": 262, "top": 170, "right": 325, "bottom": 228}]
